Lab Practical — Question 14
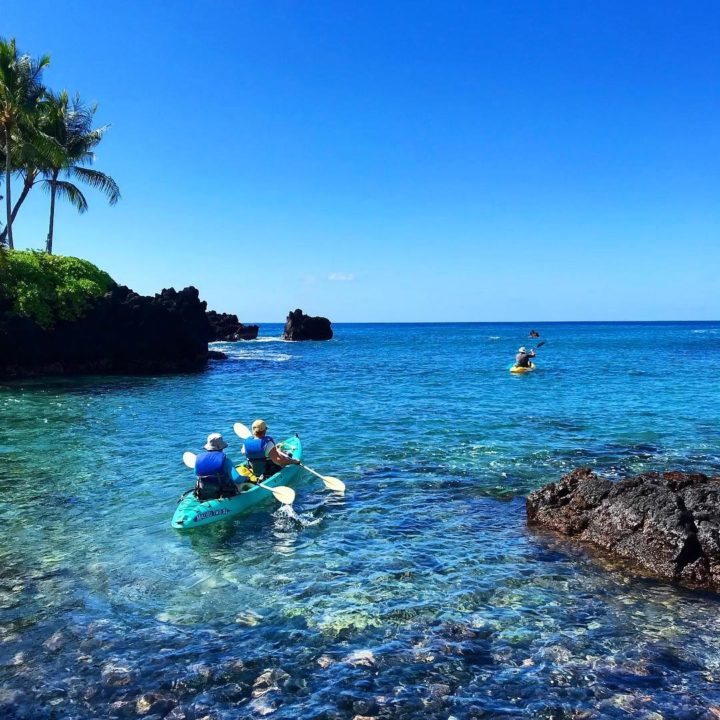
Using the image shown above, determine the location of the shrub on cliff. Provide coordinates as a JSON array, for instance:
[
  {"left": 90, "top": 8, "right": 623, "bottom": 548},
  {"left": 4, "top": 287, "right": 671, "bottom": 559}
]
[{"left": 0, "top": 249, "right": 115, "bottom": 327}]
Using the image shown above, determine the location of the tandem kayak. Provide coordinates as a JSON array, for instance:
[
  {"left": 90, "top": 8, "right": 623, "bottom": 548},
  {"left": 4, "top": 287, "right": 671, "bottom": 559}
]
[
  {"left": 171, "top": 435, "right": 303, "bottom": 530},
  {"left": 510, "top": 362, "right": 535, "bottom": 374}
]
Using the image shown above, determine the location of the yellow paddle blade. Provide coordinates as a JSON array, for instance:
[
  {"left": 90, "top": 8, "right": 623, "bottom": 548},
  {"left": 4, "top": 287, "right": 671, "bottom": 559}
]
[
  {"left": 300, "top": 463, "right": 345, "bottom": 493},
  {"left": 320, "top": 475, "right": 345, "bottom": 492},
  {"left": 182, "top": 451, "right": 196, "bottom": 468},
  {"left": 265, "top": 484, "right": 295, "bottom": 505},
  {"left": 233, "top": 422, "right": 252, "bottom": 439}
]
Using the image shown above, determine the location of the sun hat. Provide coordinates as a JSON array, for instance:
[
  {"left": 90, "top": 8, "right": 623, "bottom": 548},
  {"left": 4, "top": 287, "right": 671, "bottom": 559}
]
[
  {"left": 204, "top": 433, "right": 228, "bottom": 451},
  {"left": 518, "top": 346, "right": 527, "bottom": 353},
  {"left": 252, "top": 419, "right": 268, "bottom": 433}
]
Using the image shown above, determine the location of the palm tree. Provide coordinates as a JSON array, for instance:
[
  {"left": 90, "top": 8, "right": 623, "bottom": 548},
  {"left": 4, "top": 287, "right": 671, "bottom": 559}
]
[
  {"left": 0, "top": 127, "right": 44, "bottom": 247},
  {"left": 41, "top": 91, "right": 120, "bottom": 254},
  {"left": 0, "top": 37, "right": 49, "bottom": 249}
]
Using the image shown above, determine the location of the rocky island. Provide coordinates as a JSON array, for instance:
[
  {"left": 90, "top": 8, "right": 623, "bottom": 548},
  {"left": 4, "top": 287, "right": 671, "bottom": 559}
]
[
  {"left": 206, "top": 311, "right": 259, "bottom": 342},
  {"left": 527, "top": 467, "right": 720, "bottom": 593},
  {"left": 283, "top": 308, "right": 333, "bottom": 341}
]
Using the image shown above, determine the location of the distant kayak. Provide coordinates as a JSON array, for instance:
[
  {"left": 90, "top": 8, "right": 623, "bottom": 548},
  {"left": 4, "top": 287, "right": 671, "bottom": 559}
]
[
  {"left": 172, "top": 435, "right": 303, "bottom": 529},
  {"left": 510, "top": 362, "right": 535, "bottom": 374}
]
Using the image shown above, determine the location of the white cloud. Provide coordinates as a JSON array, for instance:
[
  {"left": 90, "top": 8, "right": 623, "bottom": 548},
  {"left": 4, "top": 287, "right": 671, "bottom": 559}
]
[{"left": 328, "top": 272, "right": 355, "bottom": 282}]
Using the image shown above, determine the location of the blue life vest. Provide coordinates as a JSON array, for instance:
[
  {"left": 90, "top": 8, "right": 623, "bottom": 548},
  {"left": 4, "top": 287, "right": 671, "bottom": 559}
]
[
  {"left": 244, "top": 436, "right": 274, "bottom": 476},
  {"left": 194, "top": 451, "right": 237, "bottom": 501},
  {"left": 195, "top": 451, "right": 226, "bottom": 478}
]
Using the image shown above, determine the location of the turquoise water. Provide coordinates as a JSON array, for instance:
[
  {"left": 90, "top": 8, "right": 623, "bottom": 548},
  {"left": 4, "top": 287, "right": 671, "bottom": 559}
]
[{"left": 1, "top": 322, "right": 719, "bottom": 719}]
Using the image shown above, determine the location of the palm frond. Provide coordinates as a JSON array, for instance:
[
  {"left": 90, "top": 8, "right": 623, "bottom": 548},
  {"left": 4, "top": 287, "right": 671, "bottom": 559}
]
[
  {"left": 53, "top": 180, "right": 88, "bottom": 214},
  {"left": 68, "top": 166, "right": 120, "bottom": 205}
]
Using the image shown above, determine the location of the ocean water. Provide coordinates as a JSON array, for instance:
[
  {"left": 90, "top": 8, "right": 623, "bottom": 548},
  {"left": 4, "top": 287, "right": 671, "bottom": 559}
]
[{"left": 1, "top": 321, "right": 719, "bottom": 719}]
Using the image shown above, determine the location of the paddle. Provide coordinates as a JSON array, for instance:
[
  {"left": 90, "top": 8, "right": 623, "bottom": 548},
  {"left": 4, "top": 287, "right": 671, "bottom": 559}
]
[
  {"left": 233, "top": 422, "right": 252, "bottom": 440},
  {"left": 181, "top": 451, "right": 295, "bottom": 505},
  {"left": 299, "top": 463, "right": 345, "bottom": 493},
  {"left": 232, "top": 422, "right": 345, "bottom": 493}
]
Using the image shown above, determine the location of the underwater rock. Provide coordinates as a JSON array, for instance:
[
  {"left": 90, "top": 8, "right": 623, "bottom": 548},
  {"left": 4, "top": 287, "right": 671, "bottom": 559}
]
[
  {"left": 251, "top": 668, "right": 290, "bottom": 697},
  {"left": 42, "top": 630, "right": 66, "bottom": 652},
  {"left": 527, "top": 468, "right": 720, "bottom": 593},
  {"left": 101, "top": 662, "right": 134, "bottom": 687},
  {"left": 164, "top": 708, "right": 190, "bottom": 720},
  {"left": 135, "top": 692, "right": 177, "bottom": 716},
  {"left": 109, "top": 700, "right": 136, "bottom": 718},
  {"left": 343, "top": 649, "right": 376, "bottom": 667},
  {"left": 206, "top": 310, "right": 259, "bottom": 341},
  {"left": 282, "top": 308, "right": 333, "bottom": 341}
]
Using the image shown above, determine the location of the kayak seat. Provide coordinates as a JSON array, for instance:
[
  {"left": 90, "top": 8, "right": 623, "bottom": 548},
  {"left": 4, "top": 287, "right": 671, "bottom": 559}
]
[{"left": 195, "top": 475, "right": 239, "bottom": 501}]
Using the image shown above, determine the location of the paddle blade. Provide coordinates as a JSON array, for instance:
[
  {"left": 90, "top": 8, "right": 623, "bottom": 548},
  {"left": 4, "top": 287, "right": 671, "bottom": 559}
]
[
  {"left": 536, "top": 341, "right": 546, "bottom": 349},
  {"left": 182, "top": 451, "right": 196, "bottom": 469},
  {"left": 300, "top": 463, "right": 346, "bottom": 493},
  {"left": 321, "top": 475, "right": 346, "bottom": 493},
  {"left": 233, "top": 422, "right": 252, "bottom": 439},
  {"left": 271, "top": 485, "right": 295, "bottom": 505}
]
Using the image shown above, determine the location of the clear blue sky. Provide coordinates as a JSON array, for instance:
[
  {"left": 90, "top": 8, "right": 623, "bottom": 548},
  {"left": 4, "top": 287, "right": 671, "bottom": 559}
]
[{"left": 4, "top": 1, "right": 719, "bottom": 321}]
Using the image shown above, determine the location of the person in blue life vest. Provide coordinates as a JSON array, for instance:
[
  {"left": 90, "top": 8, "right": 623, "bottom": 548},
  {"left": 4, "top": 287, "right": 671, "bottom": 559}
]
[
  {"left": 241, "top": 419, "right": 300, "bottom": 481},
  {"left": 194, "top": 432, "right": 241, "bottom": 500},
  {"left": 515, "top": 346, "right": 536, "bottom": 368}
]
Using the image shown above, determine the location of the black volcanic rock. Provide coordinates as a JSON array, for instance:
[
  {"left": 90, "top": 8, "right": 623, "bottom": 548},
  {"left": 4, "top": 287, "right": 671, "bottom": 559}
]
[
  {"left": 283, "top": 308, "right": 333, "bottom": 341},
  {"left": 527, "top": 468, "right": 720, "bottom": 593},
  {"left": 0, "top": 285, "right": 211, "bottom": 377},
  {"left": 206, "top": 310, "right": 259, "bottom": 341}
]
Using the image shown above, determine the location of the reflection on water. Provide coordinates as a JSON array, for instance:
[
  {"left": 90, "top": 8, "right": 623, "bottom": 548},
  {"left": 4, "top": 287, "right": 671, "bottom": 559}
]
[{"left": 1, "top": 322, "right": 719, "bottom": 718}]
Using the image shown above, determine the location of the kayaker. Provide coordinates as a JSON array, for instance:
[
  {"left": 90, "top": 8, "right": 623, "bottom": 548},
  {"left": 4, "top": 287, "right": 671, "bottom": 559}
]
[
  {"left": 529, "top": 329, "right": 540, "bottom": 338},
  {"left": 241, "top": 419, "right": 300, "bottom": 480},
  {"left": 195, "top": 433, "right": 240, "bottom": 500},
  {"left": 515, "top": 346, "right": 536, "bottom": 368}
]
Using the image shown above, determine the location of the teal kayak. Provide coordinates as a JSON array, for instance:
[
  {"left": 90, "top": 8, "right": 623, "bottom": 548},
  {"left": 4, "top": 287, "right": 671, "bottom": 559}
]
[{"left": 171, "top": 435, "right": 303, "bottom": 530}]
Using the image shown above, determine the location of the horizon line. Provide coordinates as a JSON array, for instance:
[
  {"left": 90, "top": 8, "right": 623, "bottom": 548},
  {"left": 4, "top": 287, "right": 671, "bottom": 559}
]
[{"left": 250, "top": 319, "right": 720, "bottom": 325}]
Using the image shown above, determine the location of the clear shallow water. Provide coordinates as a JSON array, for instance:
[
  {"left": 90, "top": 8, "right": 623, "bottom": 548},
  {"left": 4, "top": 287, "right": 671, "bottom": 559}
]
[{"left": 1, "top": 322, "right": 720, "bottom": 719}]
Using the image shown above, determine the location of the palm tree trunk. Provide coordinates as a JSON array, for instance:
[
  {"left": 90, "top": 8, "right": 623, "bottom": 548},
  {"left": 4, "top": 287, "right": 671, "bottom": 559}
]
[
  {"left": 46, "top": 171, "right": 58, "bottom": 254},
  {"left": 0, "top": 173, "right": 34, "bottom": 245},
  {"left": 4, "top": 126, "right": 13, "bottom": 250}
]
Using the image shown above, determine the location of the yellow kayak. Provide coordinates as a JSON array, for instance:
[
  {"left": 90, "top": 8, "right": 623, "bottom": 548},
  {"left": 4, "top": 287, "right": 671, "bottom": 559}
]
[{"left": 510, "top": 362, "right": 535, "bottom": 374}]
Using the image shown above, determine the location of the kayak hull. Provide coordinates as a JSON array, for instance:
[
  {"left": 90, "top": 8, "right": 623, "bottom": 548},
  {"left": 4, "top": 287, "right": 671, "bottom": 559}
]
[
  {"left": 171, "top": 436, "right": 303, "bottom": 530},
  {"left": 510, "top": 362, "right": 535, "bottom": 374}
]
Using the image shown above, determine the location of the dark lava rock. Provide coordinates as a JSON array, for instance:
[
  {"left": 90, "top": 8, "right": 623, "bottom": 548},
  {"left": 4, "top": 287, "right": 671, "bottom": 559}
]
[
  {"left": 206, "top": 310, "right": 259, "bottom": 341},
  {"left": 283, "top": 308, "right": 333, "bottom": 341},
  {"left": 527, "top": 468, "right": 720, "bottom": 592},
  {"left": 0, "top": 286, "right": 211, "bottom": 378},
  {"left": 207, "top": 350, "right": 228, "bottom": 360}
]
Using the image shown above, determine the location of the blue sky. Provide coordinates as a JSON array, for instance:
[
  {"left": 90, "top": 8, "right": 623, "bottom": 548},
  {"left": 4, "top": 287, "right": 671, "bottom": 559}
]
[{"left": 4, "top": 1, "right": 719, "bottom": 321}]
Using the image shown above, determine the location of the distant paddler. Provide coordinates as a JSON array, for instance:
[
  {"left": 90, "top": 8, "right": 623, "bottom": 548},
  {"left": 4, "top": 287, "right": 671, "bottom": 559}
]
[
  {"left": 510, "top": 340, "right": 545, "bottom": 372},
  {"left": 239, "top": 419, "right": 300, "bottom": 482},
  {"left": 514, "top": 346, "right": 536, "bottom": 369}
]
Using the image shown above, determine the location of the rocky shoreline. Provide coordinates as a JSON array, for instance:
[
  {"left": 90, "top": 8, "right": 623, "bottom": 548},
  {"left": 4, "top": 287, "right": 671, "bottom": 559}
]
[
  {"left": 0, "top": 284, "right": 336, "bottom": 378},
  {"left": 527, "top": 467, "right": 720, "bottom": 593},
  {"left": 0, "top": 285, "right": 212, "bottom": 377}
]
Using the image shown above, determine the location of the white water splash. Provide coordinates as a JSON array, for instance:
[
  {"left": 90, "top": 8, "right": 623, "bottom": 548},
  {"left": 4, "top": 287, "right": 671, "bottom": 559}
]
[{"left": 273, "top": 503, "right": 322, "bottom": 528}]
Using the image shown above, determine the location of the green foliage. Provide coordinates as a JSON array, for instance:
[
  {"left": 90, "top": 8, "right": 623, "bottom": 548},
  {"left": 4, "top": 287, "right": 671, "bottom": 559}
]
[{"left": 0, "top": 249, "right": 115, "bottom": 327}]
